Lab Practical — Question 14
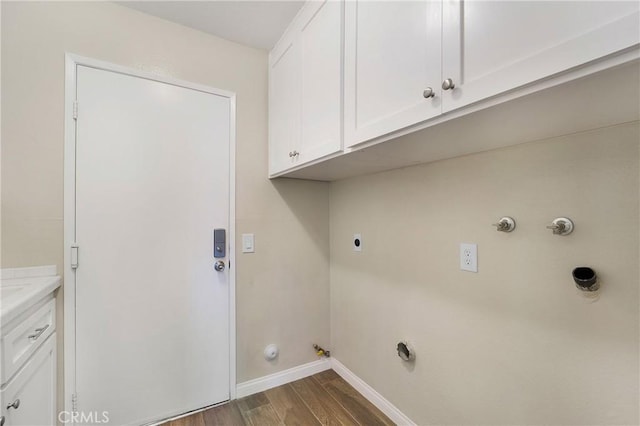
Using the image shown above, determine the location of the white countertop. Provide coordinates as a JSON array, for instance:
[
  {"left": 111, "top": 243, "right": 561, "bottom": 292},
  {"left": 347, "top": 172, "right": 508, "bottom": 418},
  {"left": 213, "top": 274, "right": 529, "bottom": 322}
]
[{"left": 1, "top": 266, "right": 61, "bottom": 325}]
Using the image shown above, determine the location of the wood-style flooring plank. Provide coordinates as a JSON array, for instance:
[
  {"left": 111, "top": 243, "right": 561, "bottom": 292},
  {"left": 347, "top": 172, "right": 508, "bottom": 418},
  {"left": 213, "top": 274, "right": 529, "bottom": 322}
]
[
  {"left": 161, "top": 370, "right": 396, "bottom": 426},
  {"left": 265, "top": 383, "right": 322, "bottom": 426},
  {"left": 165, "top": 412, "right": 206, "bottom": 426},
  {"left": 290, "top": 377, "right": 359, "bottom": 426},
  {"left": 241, "top": 404, "right": 284, "bottom": 426},
  {"left": 202, "top": 401, "right": 246, "bottom": 426},
  {"left": 312, "top": 369, "right": 341, "bottom": 385},
  {"left": 236, "top": 392, "right": 271, "bottom": 412},
  {"left": 322, "top": 378, "right": 394, "bottom": 426}
]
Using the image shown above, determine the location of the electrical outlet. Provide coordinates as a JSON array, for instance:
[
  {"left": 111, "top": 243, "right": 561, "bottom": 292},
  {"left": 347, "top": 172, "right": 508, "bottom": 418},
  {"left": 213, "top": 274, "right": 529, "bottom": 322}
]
[{"left": 460, "top": 243, "right": 478, "bottom": 272}]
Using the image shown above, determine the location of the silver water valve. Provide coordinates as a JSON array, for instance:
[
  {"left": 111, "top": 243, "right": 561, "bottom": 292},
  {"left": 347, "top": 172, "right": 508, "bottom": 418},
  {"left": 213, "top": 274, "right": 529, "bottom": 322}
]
[
  {"left": 492, "top": 216, "right": 516, "bottom": 232},
  {"left": 547, "top": 217, "right": 574, "bottom": 235}
]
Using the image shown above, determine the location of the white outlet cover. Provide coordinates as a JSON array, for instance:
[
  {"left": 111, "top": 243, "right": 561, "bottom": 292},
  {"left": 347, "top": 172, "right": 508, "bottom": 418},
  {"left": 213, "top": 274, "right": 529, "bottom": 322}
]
[
  {"left": 353, "top": 233, "right": 362, "bottom": 252},
  {"left": 460, "top": 243, "right": 478, "bottom": 273}
]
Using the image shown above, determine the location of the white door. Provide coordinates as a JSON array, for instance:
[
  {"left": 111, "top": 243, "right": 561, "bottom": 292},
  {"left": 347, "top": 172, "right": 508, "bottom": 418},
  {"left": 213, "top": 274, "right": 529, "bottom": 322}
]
[
  {"left": 344, "top": 0, "right": 441, "bottom": 147},
  {"left": 441, "top": 0, "right": 640, "bottom": 112},
  {"left": 74, "top": 65, "right": 231, "bottom": 425}
]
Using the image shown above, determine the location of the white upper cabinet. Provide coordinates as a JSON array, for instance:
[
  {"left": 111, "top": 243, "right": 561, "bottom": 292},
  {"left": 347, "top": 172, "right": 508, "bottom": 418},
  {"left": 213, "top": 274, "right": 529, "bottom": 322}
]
[
  {"left": 299, "top": 0, "right": 343, "bottom": 163},
  {"left": 269, "top": 38, "right": 300, "bottom": 175},
  {"left": 344, "top": 0, "right": 442, "bottom": 147},
  {"left": 269, "top": 0, "right": 343, "bottom": 176},
  {"left": 441, "top": 0, "right": 640, "bottom": 112},
  {"left": 343, "top": 0, "right": 639, "bottom": 148},
  {"left": 269, "top": 0, "right": 639, "bottom": 180}
]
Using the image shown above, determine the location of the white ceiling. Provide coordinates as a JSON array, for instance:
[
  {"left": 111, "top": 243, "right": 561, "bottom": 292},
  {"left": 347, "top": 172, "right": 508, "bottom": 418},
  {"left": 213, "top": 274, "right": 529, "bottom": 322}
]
[{"left": 117, "top": 1, "right": 304, "bottom": 50}]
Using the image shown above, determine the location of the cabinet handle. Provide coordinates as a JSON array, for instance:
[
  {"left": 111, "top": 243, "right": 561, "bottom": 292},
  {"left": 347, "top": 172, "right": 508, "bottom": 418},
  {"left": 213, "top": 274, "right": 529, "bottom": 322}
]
[
  {"left": 6, "top": 399, "right": 20, "bottom": 410},
  {"left": 442, "top": 78, "right": 455, "bottom": 90},
  {"left": 423, "top": 87, "right": 435, "bottom": 98},
  {"left": 28, "top": 324, "right": 50, "bottom": 341},
  {"left": 1, "top": 415, "right": 5, "bottom": 426}
]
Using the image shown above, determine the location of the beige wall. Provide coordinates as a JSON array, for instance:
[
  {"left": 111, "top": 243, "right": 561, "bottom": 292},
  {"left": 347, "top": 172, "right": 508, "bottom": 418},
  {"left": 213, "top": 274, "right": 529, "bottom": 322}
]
[
  {"left": 4, "top": 2, "right": 638, "bottom": 425},
  {"left": 330, "top": 122, "right": 639, "bottom": 425},
  {"left": 1, "top": 0, "right": 329, "bottom": 410}
]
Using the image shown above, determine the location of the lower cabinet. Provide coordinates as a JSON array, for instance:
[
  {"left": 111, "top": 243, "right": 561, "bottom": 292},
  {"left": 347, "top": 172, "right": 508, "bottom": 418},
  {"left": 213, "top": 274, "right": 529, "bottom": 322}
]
[{"left": 1, "top": 334, "right": 56, "bottom": 426}]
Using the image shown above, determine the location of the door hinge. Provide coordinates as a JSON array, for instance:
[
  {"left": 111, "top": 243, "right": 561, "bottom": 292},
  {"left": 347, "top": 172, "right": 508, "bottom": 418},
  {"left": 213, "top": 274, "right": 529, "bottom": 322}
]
[
  {"left": 73, "top": 101, "right": 78, "bottom": 120},
  {"left": 71, "top": 393, "right": 78, "bottom": 412},
  {"left": 71, "top": 244, "right": 79, "bottom": 269}
]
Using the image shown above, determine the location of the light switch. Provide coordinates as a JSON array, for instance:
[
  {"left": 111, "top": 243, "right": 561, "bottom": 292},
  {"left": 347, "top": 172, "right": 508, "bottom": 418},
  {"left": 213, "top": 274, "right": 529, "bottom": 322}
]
[{"left": 242, "top": 233, "right": 255, "bottom": 253}]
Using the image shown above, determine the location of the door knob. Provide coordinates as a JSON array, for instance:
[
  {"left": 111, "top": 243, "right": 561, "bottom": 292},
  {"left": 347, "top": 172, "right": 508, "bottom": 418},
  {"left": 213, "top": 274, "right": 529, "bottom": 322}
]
[
  {"left": 6, "top": 399, "right": 20, "bottom": 410},
  {"left": 423, "top": 87, "right": 435, "bottom": 98},
  {"left": 214, "top": 260, "right": 226, "bottom": 272},
  {"left": 442, "top": 78, "right": 455, "bottom": 90}
]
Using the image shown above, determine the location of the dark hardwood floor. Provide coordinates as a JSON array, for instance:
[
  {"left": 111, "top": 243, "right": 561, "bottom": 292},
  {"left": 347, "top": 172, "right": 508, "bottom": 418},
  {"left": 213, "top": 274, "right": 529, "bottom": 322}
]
[{"left": 163, "top": 369, "right": 395, "bottom": 426}]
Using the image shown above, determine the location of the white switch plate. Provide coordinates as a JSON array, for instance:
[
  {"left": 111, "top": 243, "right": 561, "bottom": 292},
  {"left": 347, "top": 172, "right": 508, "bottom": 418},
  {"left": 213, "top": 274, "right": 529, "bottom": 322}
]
[
  {"left": 242, "top": 233, "right": 255, "bottom": 253},
  {"left": 353, "top": 233, "right": 362, "bottom": 252},
  {"left": 460, "top": 243, "right": 477, "bottom": 272}
]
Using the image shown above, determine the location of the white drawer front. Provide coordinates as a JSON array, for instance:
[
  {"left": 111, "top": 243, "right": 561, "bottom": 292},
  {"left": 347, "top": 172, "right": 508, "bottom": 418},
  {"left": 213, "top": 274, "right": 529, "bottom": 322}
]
[
  {"left": 1, "top": 333, "right": 56, "bottom": 426},
  {"left": 1, "top": 299, "right": 55, "bottom": 384}
]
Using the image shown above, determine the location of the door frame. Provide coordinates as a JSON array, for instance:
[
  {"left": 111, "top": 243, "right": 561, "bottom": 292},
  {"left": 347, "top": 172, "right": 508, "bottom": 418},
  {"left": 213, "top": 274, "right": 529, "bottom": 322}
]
[{"left": 63, "top": 53, "right": 237, "bottom": 419}]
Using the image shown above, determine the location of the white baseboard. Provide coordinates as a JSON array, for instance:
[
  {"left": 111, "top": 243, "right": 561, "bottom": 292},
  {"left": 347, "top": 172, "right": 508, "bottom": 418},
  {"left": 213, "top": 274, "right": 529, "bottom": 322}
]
[
  {"left": 234, "top": 357, "right": 415, "bottom": 425},
  {"left": 236, "top": 358, "right": 331, "bottom": 398},
  {"left": 331, "top": 358, "right": 416, "bottom": 426}
]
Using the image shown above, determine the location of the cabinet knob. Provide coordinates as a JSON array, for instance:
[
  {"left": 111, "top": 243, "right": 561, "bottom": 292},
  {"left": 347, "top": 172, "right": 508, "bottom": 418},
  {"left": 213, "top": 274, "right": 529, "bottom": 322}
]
[
  {"left": 442, "top": 78, "right": 455, "bottom": 90},
  {"left": 288, "top": 151, "right": 293, "bottom": 158},
  {"left": 292, "top": 151, "right": 299, "bottom": 157},
  {"left": 6, "top": 399, "right": 20, "bottom": 410},
  {"left": 423, "top": 87, "right": 435, "bottom": 99}
]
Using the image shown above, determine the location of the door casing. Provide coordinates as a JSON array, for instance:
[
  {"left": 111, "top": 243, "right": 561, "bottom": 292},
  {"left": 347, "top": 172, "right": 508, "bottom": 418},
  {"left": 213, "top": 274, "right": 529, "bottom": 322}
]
[{"left": 63, "top": 53, "right": 237, "bottom": 420}]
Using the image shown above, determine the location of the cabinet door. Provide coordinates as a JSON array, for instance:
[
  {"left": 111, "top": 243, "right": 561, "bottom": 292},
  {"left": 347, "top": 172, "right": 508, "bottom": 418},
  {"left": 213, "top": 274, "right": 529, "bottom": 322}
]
[
  {"left": 1, "top": 334, "right": 56, "bottom": 426},
  {"left": 299, "top": 0, "right": 343, "bottom": 164},
  {"left": 442, "top": 0, "right": 640, "bottom": 112},
  {"left": 344, "top": 0, "right": 441, "bottom": 147},
  {"left": 269, "top": 37, "right": 300, "bottom": 175}
]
